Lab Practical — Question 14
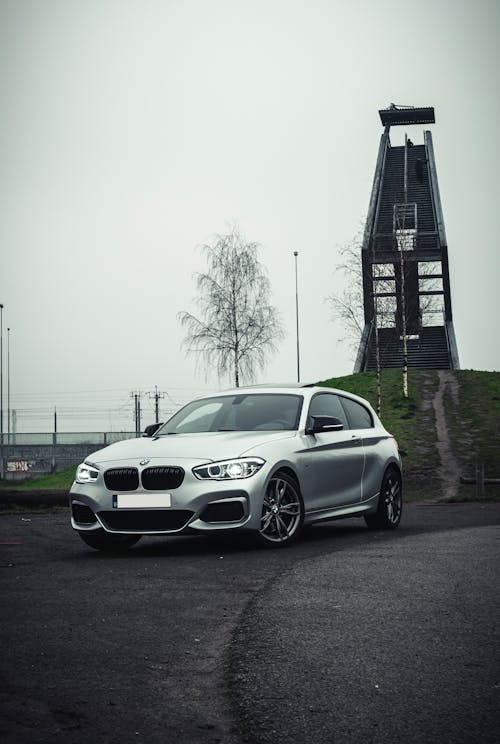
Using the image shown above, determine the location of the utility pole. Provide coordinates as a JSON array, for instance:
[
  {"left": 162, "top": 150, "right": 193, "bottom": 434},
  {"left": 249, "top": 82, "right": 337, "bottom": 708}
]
[
  {"left": 52, "top": 406, "right": 58, "bottom": 473},
  {"left": 131, "top": 388, "right": 167, "bottom": 433},
  {"left": 130, "top": 391, "right": 142, "bottom": 435},
  {"left": 148, "top": 386, "right": 165, "bottom": 423}
]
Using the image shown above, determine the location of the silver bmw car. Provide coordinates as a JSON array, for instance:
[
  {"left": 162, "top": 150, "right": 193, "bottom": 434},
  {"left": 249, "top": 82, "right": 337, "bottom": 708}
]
[{"left": 69, "top": 384, "right": 402, "bottom": 551}]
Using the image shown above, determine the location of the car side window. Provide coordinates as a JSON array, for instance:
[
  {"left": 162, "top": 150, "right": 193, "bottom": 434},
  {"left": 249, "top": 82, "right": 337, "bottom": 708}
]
[
  {"left": 339, "top": 397, "right": 373, "bottom": 429},
  {"left": 307, "top": 393, "right": 349, "bottom": 429}
]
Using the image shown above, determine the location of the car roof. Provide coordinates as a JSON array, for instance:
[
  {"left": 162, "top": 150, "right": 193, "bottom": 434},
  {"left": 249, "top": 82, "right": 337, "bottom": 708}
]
[
  {"left": 210, "top": 383, "right": 361, "bottom": 398},
  {"left": 222, "top": 382, "right": 312, "bottom": 390},
  {"left": 215, "top": 383, "right": 311, "bottom": 394},
  {"left": 206, "top": 383, "right": 378, "bottom": 415}
]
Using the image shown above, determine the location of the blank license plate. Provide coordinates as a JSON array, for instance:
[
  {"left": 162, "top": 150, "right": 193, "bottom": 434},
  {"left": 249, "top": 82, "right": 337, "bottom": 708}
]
[{"left": 114, "top": 494, "right": 172, "bottom": 509}]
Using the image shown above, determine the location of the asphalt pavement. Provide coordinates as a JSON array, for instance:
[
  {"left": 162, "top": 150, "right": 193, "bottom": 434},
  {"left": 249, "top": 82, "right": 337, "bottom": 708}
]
[{"left": 1, "top": 502, "right": 499, "bottom": 744}]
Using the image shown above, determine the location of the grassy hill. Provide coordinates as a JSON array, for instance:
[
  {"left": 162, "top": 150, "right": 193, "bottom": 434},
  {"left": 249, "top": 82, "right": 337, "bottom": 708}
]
[{"left": 318, "top": 368, "right": 500, "bottom": 501}]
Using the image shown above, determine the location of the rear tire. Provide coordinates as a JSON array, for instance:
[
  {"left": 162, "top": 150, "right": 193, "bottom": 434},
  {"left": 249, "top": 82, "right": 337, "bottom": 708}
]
[
  {"left": 365, "top": 467, "right": 402, "bottom": 530},
  {"left": 77, "top": 529, "right": 141, "bottom": 552}
]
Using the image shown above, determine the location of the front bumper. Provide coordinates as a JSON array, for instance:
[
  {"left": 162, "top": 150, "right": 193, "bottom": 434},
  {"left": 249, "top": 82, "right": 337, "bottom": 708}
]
[{"left": 69, "top": 461, "right": 270, "bottom": 535}]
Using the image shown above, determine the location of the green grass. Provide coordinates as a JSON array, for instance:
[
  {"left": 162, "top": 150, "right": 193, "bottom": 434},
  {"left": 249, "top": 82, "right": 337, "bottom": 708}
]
[
  {"left": 0, "top": 465, "right": 77, "bottom": 491},
  {"left": 448, "top": 485, "right": 500, "bottom": 502},
  {"left": 317, "top": 368, "right": 441, "bottom": 496},
  {"left": 318, "top": 368, "right": 500, "bottom": 502},
  {"left": 444, "top": 370, "right": 500, "bottom": 481}
]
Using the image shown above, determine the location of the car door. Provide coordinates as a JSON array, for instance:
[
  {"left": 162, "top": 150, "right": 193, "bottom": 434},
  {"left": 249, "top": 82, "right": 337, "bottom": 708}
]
[
  {"left": 301, "top": 392, "right": 365, "bottom": 513},
  {"left": 338, "top": 395, "right": 379, "bottom": 501}
]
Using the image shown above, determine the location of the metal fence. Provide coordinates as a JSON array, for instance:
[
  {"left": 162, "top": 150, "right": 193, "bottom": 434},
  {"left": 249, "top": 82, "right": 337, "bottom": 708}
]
[
  {"left": 3, "top": 432, "right": 137, "bottom": 446},
  {"left": 1, "top": 432, "right": 139, "bottom": 479}
]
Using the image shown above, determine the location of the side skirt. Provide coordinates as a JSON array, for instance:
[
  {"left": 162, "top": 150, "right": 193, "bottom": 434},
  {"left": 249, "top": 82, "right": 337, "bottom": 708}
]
[{"left": 304, "top": 492, "right": 379, "bottom": 525}]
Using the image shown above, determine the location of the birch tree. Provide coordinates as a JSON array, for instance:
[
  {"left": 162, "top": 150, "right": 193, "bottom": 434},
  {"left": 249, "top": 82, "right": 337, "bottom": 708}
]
[{"left": 179, "top": 227, "right": 284, "bottom": 387}]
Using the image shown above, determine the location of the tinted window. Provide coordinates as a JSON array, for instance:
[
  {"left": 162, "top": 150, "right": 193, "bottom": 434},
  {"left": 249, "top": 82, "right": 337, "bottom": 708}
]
[
  {"left": 224, "top": 394, "right": 302, "bottom": 431},
  {"left": 307, "top": 393, "right": 348, "bottom": 429},
  {"left": 340, "top": 397, "right": 373, "bottom": 429},
  {"left": 173, "top": 401, "right": 224, "bottom": 433},
  {"left": 158, "top": 394, "right": 303, "bottom": 434}
]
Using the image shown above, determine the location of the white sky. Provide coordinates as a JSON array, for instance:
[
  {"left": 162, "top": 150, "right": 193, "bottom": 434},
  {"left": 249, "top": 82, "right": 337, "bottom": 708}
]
[{"left": 1, "top": 0, "right": 499, "bottom": 432}]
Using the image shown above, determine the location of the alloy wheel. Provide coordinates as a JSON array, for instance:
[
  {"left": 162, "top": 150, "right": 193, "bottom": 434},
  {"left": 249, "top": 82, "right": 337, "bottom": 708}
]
[
  {"left": 383, "top": 470, "right": 402, "bottom": 525},
  {"left": 259, "top": 474, "right": 303, "bottom": 544}
]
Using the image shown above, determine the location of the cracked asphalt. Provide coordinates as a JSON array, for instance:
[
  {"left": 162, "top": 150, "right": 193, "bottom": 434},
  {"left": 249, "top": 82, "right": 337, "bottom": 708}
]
[{"left": 1, "top": 502, "right": 499, "bottom": 743}]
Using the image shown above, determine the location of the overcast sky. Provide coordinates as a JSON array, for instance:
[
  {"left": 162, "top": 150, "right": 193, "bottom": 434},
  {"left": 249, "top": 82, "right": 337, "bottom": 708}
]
[{"left": 1, "top": 0, "right": 499, "bottom": 432}]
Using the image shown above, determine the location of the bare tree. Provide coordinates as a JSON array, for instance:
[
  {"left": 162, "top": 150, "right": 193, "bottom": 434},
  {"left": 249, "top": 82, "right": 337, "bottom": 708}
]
[
  {"left": 327, "top": 231, "right": 365, "bottom": 354},
  {"left": 327, "top": 231, "right": 383, "bottom": 413},
  {"left": 178, "top": 227, "right": 284, "bottom": 387},
  {"left": 327, "top": 228, "right": 418, "bottom": 352}
]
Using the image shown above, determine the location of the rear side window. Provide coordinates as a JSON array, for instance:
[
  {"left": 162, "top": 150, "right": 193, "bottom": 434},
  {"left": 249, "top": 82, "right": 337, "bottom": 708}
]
[{"left": 339, "top": 397, "right": 373, "bottom": 429}]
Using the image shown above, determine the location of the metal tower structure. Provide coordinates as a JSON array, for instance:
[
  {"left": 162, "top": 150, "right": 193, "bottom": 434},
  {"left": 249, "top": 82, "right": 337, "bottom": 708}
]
[{"left": 354, "top": 104, "right": 460, "bottom": 372}]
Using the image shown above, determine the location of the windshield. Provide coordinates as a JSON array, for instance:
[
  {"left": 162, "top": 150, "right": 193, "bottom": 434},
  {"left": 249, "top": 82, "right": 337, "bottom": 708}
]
[{"left": 157, "top": 394, "right": 303, "bottom": 435}]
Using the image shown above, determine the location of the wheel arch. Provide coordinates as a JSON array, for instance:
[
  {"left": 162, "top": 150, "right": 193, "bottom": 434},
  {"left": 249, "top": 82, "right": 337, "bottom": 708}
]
[
  {"left": 384, "top": 459, "right": 403, "bottom": 483},
  {"left": 268, "top": 464, "right": 302, "bottom": 492}
]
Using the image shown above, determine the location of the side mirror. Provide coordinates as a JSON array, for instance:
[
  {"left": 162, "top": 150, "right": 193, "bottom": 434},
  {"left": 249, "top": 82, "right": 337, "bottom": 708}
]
[
  {"left": 142, "top": 422, "right": 163, "bottom": 437},
  {"left": 306, "top": 415, "right": 344, "bottom": 435}
]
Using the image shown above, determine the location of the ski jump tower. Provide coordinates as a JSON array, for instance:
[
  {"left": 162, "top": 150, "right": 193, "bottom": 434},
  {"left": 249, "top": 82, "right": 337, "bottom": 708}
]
[{"left": 354, "top": 104, "right": 460, "bottom": 372}]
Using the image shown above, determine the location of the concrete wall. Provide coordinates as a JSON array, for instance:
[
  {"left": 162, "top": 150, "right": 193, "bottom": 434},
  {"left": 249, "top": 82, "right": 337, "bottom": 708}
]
[{"left": 2, "top": 434, "right": 136, "bottom": 480}]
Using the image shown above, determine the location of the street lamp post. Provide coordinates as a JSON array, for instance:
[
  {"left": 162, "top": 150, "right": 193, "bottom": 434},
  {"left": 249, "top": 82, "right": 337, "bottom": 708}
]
[
  {"left": 7, "top": 327, "right": 11, "bottom": 443},
  {"left": 293, "top": 252, "right": 300, "bottom": 383},
  {"left": 0, "top": 303, "right": 4, "bottom": 478}
]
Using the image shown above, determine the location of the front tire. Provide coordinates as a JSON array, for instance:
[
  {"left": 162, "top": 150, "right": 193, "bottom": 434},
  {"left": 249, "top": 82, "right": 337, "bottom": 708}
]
[
  {"left": 365, "top": 467, "right": 402, "bottom": 530},
  {"left": 77, "top": 529, "right": 141, "bottom": 552},
  {"left": 255, "top": 471, "right": 304, "bottom": 548}
]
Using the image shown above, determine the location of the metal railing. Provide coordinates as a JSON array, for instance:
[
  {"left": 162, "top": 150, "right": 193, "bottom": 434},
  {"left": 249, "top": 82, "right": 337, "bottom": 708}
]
[{"left": 3, "top": 432, "right": 137, "bottom": 446}]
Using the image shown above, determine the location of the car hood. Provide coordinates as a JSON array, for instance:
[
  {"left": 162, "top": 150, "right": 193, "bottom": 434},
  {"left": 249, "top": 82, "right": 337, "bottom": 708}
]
[{"left": 85, "top": 430, "right": 296, "bottom": 465}]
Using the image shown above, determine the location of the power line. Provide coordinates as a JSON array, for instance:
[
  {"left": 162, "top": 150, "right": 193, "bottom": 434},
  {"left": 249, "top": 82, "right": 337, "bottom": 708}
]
[
  {"left": 148, "top": 386, "right": 166, "bottom": 423},
  {"left": 7, "top": 385, "right": 214, "bottom": 433}
]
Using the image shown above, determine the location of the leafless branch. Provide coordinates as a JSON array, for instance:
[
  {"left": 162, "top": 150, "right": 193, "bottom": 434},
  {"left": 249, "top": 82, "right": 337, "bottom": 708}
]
[{"left": 178, "top": 225, "right": 284, "bottom": 387}]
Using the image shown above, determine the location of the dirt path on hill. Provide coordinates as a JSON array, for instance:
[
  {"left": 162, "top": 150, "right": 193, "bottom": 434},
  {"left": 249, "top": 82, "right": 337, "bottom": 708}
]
[{"left": 433, "top": 370, "right": 461, "bottom": 500}]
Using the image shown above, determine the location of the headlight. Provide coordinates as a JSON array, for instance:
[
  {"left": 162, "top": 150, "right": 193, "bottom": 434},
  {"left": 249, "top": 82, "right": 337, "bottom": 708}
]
[
  {"left": 193, "top": 457, "right": 265, "bottom": 480},
  {"left": 75, "top": 463, "right": 100, "bottom": 484}
]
